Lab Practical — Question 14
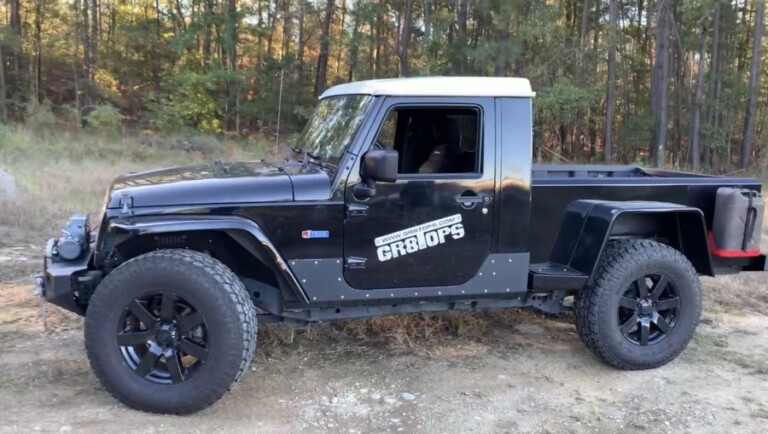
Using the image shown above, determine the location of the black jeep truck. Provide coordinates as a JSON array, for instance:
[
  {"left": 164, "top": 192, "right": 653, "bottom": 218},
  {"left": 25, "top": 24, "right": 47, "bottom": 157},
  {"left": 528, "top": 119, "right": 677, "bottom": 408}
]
[{"left": 36, "top": 77, "right": 767, "bottom": 415}]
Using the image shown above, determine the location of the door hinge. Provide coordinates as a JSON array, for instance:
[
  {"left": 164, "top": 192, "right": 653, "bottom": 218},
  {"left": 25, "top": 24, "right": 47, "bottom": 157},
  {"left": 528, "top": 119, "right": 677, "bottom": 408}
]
[
  {"left": 346, "top": 203, "right": 368, "bottom": 218},
  {"left": 344, "top": 257, "right": 367, "bottom": 269}
]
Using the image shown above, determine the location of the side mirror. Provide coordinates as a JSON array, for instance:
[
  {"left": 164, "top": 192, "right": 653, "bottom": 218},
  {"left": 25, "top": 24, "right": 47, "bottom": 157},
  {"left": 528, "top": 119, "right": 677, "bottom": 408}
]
[{"left": 362, "top": 149, "right": 398, "bottom": 183}]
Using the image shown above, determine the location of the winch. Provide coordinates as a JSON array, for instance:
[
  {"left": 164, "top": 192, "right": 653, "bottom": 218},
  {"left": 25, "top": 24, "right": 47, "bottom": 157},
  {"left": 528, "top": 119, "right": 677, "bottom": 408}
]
[{"left": 56, "top": 213, "right": 89, "bottom": 260}]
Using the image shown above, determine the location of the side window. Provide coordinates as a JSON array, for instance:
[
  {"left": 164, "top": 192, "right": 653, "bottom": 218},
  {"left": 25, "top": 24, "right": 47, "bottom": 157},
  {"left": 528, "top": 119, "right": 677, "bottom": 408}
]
[{"left": 372, "top": 107, "right": 481, "bottom": 175}]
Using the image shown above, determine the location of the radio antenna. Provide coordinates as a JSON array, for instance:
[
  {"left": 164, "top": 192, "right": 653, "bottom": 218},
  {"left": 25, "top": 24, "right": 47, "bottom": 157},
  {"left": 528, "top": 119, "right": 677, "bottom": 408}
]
[{"left": 275, "top": 68, "right": 285, "bottom": 158}]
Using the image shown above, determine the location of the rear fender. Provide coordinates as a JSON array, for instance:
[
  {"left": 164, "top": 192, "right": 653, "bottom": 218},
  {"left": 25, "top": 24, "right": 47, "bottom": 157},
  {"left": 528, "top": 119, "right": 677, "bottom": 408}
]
[{"left": 549, "top": 200, "right": 714, "bottom": 286}]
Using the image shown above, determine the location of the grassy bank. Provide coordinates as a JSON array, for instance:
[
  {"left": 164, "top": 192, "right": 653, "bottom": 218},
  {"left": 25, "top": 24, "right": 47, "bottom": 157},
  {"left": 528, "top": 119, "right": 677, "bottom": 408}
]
[{"left": 0, "top": 126, "right": 272, "bottom": 247}]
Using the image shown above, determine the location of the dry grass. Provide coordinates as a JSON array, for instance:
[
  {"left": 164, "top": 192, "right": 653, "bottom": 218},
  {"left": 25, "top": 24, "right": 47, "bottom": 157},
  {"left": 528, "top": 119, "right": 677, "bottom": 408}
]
[
  {"left": 256, "top": 309, "right": 550, "bottom": 358},
  {"left": 0, "top": 126, "right": 272, "bottom": 247}
]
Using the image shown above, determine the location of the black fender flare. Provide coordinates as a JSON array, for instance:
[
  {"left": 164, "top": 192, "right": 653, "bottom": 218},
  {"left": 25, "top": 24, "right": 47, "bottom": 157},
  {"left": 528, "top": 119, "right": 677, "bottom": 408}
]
[
  {"left": 106, "top": 215, "right": 309, "bottom": 303},
  {"left": 549, "top": 200, "right": 714, "bottom": 286}
]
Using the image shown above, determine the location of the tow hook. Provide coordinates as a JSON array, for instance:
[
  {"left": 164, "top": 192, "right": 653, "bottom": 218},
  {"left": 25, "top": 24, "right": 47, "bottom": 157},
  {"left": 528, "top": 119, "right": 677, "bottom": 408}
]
[{"left": 32, "top": 276, "right": 45, "bottom": 297}]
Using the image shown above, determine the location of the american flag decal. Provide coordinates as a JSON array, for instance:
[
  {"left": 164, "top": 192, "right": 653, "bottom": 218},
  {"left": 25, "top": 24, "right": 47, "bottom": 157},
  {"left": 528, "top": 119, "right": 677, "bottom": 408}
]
[{"left": 302, "top": 230, "right": 330, "bottom": 239}]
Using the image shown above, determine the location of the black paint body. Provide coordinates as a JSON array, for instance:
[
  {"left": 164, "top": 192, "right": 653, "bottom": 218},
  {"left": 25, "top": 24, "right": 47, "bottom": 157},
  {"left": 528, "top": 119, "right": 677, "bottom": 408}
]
[{"left": 41, "top": 95, "right": 767, "bottom": 319}]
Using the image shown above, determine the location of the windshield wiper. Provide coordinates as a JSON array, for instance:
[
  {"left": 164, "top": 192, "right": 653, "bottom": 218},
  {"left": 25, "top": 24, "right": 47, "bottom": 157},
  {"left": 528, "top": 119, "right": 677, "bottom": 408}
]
[
  {"left": 291, "top": 147, "right": 335, "bottom": 170},
  {"left": 291, "top": 147, "right": 319, "bottom": 162}
]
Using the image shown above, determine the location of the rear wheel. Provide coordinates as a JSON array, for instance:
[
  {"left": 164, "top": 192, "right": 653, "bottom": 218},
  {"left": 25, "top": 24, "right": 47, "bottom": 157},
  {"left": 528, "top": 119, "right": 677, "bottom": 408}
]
[
  {"left": 575, "top": 239, "right": 702, "bottom": 370},
  {"left": 85, "top": 249, "right": 256, "bottom": 414}
]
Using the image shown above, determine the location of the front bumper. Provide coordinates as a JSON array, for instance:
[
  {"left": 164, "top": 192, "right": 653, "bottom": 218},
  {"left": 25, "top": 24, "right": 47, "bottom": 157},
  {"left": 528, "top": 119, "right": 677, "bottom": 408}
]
[{"left": 35, "top": 239, "right": 95, "bottom": 315}]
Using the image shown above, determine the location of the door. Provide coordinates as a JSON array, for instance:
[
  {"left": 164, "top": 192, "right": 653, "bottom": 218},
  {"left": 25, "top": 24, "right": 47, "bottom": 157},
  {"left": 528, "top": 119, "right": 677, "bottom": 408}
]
[{"left": 343, "top": 98, "right": 496, "bottom": 289}]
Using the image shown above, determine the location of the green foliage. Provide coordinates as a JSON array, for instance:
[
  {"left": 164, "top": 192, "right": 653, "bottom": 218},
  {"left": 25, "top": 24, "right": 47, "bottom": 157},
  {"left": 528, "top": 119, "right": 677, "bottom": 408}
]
[
  {"left": 148, "top": 72, "right": 224, "bottom": 134},
  {"left": 0, "top": 0, "right": 765, "bottom": 171},
  {"left": 60, "top": 104, "right": 80, "bottom": 125},
  {"left": 25, "top": 101, "right": 56, "bottom": 130},
  {"left": 535, "top": 80, "right": 600, "bottom": 126},
  {"left": 700, "top": 124, "right": 728, "bottom": 150},
  {"left": 620, "top": 115, "right": 655, "bottom": 160},
  {"left": 86, "top": 105, "right": 123, "bottom": 131}
]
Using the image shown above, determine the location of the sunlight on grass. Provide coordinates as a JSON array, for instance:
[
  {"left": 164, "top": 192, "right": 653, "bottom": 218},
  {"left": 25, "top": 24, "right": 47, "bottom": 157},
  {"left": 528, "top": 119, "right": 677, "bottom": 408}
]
[{"left": 0, "top": 126, "right": 274, "bottom": 246}]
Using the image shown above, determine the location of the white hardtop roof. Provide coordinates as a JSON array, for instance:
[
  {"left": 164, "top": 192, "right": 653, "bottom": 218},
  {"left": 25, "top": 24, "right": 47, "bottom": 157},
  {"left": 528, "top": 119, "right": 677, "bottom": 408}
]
[{"left": 320, "top": 76, "right": 534, "bottom": 99}]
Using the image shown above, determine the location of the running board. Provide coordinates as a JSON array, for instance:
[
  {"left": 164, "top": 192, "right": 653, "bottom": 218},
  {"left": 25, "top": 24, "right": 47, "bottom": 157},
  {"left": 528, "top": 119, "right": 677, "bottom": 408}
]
[{"left": 528, "top": 263, "right": 589, "bottom": 291}]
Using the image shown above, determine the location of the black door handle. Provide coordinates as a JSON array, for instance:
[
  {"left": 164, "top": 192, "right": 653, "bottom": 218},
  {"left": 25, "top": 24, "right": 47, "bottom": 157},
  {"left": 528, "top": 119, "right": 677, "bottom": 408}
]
[
  {"left": 455, "top": 195, "right": 484, "bottom": 203},
  {"left": 455, "top": 192, "right": 492, "bottom": 209}
]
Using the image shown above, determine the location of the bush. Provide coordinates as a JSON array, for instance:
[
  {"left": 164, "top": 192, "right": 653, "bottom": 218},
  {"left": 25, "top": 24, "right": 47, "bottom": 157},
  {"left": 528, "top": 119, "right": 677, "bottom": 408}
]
[
  {"left": 25, "top": 101, "right": 56, "bottom": 130},
  {"left": 60, "top": 104, "right": 80, "bottom": 125},
  {"left": 147, "top": 71, "right": 225, "bottom": 134},
  {"left": 86, "top": 104, "right": 123, "bottom": 131}
]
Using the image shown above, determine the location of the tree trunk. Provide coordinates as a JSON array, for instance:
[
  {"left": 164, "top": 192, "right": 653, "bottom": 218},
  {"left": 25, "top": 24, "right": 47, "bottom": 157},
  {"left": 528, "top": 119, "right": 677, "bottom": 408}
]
[
  {"left": 9, "top": 0, "right": 22, "bottom": 36},
  {"left": 672, "top": 5, "right": 686, "bottom": 166},
  {"left": 267, "top": 0, "right": 276, "bottom": 58},
  {"left": 282, "top": 0, "right": 292, "bottom": 61},
  {"left": 72, "top": 60, "right": 80, "bottom": 125},
  {"left": 153, "top": 0, "right": 162, "bottom": 91},
  {"left": 690, "top": 20, "right": 708, "bottom": 169},
  {"left": 336, "top": 0, "right": 347, "bottom": 75},
  {"left": 604, "top": 0, "right": 618, "bottom": 163},
  {"left": 0, "top": 43, "right": 7, "bottom": 121},
  {"left": 10, "top": 0, "right": 22, "bottom": 80},
  {"left": 91, "top": 0, "right": 98, "bottom": 83},
  {"left": 203, "top": 0, "right": 213, "bottom": 66},
  {"left": 650, "top": 0, "right": 672, "bottom": 167},
  {"left": 494, "top": 3, "right": 511, "bottom": 77},
  {"left": 297, "top": 0, "right": 306, "bottom": 66},
  {"left": 580, "top": 0, "right": 590, "bottom": 50},
  {"left": 314, "top": 0, "right": 335, "bottom": 98},
  {"left": 227, "top": 0, "right": 239, "bottom": 131},
  {"left": 740, "top": 0, "right": 764, "bottom": 169},
  {"left": 705, "top": 2, "right": 720, "bottom": 126},
  {"left": 174, "top": 0, "right": 187, "bottom": 32},
  {"left": 34, "top": 0, "right": 43, "bottom": 105},
  {"left": 737, "top": 1, "right": 752, "bottom": 76},
  {"left": 347, "top": 6, "right": 361, "bottom": 81},
  {"left": 82, "top": 0, "right": 92, "bottom": 105},
  {"left": 423, "top": 0, "right": 431, "bottom": 73},
  {"left": 398, "top": 0, "right": 414, "bottom": 76},
  {"left": 374, "top": 1, "right": 382, "bottom": 77},
  {"left": 704, "top": 2, "right": 721, "bottom": 167},
  {"left": 455, "top": 0, "right": 468, "bottom": 73}
]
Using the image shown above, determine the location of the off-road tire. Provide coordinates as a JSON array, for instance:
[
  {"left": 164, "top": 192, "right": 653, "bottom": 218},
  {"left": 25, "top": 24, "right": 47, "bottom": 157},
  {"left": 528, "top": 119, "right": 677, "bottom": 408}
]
[
  {"left": 85, "top": 249, "right": 256, "bottom": 414},
  {"left": 575, "top": 239, "right": 702, "bottom": 370}
]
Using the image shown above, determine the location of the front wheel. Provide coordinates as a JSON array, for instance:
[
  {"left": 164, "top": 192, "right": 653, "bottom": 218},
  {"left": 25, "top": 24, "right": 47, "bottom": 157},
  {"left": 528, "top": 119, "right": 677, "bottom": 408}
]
[
  {"left": 85, "top": 249, "right": 256, "bottom": 414},
  {"left": 575, "top": 239, "right": 702, "bottom": 370}
]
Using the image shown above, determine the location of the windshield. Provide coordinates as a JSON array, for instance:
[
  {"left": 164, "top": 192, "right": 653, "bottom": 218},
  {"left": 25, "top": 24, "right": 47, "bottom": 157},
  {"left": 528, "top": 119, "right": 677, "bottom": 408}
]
[{"left": 295, "top": 95, "right": 373, "bottom": 168}]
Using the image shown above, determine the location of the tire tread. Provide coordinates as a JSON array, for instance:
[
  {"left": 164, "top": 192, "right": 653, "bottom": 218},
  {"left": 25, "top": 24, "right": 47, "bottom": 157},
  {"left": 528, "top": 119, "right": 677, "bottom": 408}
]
[
  {"left": 575, "top": 239, "right": 701, "bottom": 370},
  {"left": 85, "top": 249, "right": 256, "bottom": 414}
]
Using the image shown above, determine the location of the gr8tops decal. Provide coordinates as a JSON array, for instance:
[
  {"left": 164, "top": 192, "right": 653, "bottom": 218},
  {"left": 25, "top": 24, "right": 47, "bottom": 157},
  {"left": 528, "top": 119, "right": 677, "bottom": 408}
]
[{"left": 374, "top": 214, "right": 465, "bottom": 262}]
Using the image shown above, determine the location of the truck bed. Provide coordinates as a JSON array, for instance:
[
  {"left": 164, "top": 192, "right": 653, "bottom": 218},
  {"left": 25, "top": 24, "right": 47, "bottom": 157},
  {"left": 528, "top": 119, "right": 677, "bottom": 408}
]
[
  {"left": 533, "top": 164, "right": 718, "bottom": 180},
  {"left": 528, "top": 164, "right": 763, "bottom": 263}
]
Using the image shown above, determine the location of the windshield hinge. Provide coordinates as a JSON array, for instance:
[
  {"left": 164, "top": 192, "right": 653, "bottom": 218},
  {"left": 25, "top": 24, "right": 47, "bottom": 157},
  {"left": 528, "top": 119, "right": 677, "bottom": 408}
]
[
  {"left": 346, "top": 203, "right": 368, "bottom": 218},
  {"left": 344, "top": 257, "right": 367, "bottom": 269}
]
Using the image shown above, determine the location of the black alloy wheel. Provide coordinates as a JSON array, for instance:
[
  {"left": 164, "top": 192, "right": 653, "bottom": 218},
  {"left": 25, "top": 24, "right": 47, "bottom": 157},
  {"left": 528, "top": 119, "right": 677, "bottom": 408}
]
[
  {"left": 617, "top": 274, "right": 680, "bottom": 346},
  {"left": 118, "top": 292, "right": 209, "bottom": 385}
]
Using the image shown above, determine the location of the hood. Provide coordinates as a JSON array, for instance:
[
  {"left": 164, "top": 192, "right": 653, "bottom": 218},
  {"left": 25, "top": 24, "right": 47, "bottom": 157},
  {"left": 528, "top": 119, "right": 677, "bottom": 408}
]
[{"left": 106, "top": 160, "right": 332, "bottom": 209}]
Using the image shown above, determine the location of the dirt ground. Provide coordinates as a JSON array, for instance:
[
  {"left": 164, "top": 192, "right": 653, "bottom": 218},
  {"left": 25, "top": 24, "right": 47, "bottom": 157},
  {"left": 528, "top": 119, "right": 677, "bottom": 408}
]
[{"left": 1, "top": 246, "right": 768, "bottom": 434}]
